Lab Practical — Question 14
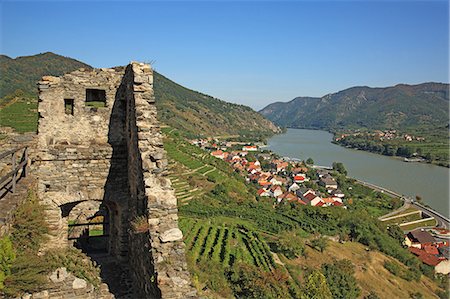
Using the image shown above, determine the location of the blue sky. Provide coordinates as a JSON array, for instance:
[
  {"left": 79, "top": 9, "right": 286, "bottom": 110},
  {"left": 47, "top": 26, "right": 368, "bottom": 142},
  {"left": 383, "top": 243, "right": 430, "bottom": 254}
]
[{"left": 1, "top": 1, "right": 448, "bottom": 110}]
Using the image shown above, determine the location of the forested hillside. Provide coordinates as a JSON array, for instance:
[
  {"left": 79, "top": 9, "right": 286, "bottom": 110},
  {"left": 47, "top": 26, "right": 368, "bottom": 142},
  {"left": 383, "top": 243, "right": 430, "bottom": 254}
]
[
  {"left": 0, "top": 52, "right": 91, "bottom": 100},
  {"left": 154, "top": 72, "right": 280, "bottom": 139}
]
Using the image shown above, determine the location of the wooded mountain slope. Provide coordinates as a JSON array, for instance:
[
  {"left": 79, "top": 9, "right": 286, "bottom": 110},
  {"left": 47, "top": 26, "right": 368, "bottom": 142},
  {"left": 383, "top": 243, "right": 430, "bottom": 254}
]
[
  {"left": 0, "top": 52, "right": 91, "bottom": 99},
  {"left": 260, "top": 83, "right": 449, "bottom": 131},
  {"left": 154, "top": 72, "right": 280, "bottom": 138},
  {"left": 0, "top": 52, "right": 279, "bottom": 138}
]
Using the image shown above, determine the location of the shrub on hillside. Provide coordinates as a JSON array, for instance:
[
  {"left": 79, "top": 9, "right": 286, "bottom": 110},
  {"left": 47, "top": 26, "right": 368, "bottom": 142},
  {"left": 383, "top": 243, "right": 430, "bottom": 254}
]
[
  {"left": 275, "top": 231, "right": 305, "bottom": 259},
  {"left": 321, "top": 259, "right": 361, "bottom": 299},
  {"left": 228, "top": 262, "right": 290, "bottom": 299},
  {"left": 0, "top": 236, "right": 15, "bottom": 290}
]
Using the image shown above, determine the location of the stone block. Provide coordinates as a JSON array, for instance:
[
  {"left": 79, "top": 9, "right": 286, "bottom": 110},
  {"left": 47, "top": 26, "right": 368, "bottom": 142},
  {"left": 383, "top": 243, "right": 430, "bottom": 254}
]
[
  {"left": 31, "top": 290, "right": 49, "bottom": 298},
  {"left": 72, "top": 277, "right": 87, "bottom": 289},
  {"left": 160, "top": 228, "right": 183, "bottom": 243},
  {"left": 49, "top": 267, "right": 68, "bottom": 283}
]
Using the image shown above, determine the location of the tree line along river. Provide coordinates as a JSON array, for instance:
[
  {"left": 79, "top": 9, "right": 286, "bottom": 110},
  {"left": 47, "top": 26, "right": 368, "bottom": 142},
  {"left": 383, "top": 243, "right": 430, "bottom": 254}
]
[{"left": 267, "top": 128, "right": 450, "bottom": 218}]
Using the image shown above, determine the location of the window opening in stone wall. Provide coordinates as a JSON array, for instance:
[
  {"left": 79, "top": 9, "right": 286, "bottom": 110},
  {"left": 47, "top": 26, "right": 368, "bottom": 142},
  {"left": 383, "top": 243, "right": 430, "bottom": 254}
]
[
  {"left": 64, "top": 99, "right": 74, "bottom": 115},
  {"left": 86, "top": 88, "right": 106, "bottom": 108}
]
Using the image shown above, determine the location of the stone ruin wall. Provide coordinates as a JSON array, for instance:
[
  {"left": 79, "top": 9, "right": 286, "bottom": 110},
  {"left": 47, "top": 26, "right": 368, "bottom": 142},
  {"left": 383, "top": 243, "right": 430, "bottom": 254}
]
[
  {"left": 36, "top": 67, "right": 128, "bottom": 257},
  {"left": 35, "top": 63, "right": 196, "bottom": 298}
]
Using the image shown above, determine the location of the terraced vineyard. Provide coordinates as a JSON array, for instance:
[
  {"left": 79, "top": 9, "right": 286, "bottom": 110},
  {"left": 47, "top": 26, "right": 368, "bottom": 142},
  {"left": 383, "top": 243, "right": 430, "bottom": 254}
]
[
  {"left": 163, "top": 127, "right": 253, "bottom": 206},
  {"left": 179, "top": 218, "right": 276, "bottom": 271}
]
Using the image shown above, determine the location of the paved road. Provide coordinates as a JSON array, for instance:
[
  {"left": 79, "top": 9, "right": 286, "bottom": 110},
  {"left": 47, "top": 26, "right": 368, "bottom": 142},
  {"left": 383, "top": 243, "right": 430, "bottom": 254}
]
[
  {"left": 354, "top": 178, "right": 450, "bottom": 230},
  {"left": 411, "top": 201, "right": 450, "bottom": 230}
]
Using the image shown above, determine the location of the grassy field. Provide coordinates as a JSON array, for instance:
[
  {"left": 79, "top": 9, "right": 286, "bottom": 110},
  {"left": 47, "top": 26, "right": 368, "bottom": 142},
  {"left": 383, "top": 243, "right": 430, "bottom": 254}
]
[
  {"left": 0, "top": 97, "right": 38, "bottom": 133},
  {"left": 380, "top": 206, "right": 438, "bottom": 231},
  {"left": 384, "top": 211, "right": 423, "bottom": 226},
  {"left": 400, "top": 218, "right": 437, "bottom": 231}
]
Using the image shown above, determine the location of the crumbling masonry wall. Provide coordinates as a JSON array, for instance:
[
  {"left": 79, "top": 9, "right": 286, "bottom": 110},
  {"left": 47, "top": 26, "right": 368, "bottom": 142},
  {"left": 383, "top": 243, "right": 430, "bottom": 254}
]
[{"left": 35, "top": 63, "right": 196, "bottom": 298}]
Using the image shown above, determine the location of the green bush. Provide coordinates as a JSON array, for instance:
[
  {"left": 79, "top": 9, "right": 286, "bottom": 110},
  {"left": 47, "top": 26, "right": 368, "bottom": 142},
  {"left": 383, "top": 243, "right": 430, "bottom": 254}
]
[
  {"left": 10, "top": 189, "right": 48, "bottom": 253},
  {"left": 0, "top": 236, "right": 16, "bottom": 290},
  {"left": 311, "top": 236, "right": 328, "bottom": 253},
  {"left": 45, "top": 248, "right": 100, "bottom": 287},
  {"left": 301, "top": 270, "right": 332, "bottom": 299},
  {"left": 275, "top": 231, "right": 305, "bottom": 259},
  {"left": 322, "top": 259, "right": 360, "bottom": 299},
  {"left": 228, "top": 262, "right": 290, "bottom": 299},
  {"left": 3, "top": 188, "right": 100, "bottom": 296},
  {"left": 384, "top": 260, "right": 420, "bottom": 282}
]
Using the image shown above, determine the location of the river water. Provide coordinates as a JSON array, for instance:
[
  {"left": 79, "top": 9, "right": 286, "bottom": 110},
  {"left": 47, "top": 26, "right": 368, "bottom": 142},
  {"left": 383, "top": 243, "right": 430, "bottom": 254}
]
[{"left": 267, "top": 128, "right": 450, "bottom": 217}]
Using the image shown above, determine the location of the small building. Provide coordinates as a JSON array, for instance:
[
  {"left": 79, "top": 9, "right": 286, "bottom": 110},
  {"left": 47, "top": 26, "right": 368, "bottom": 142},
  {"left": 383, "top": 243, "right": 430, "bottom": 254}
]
[
  {"left": 405, "top": 229, "right": 436, "bottom": 249},
  {"left": 270, "top": 185, "right": 283, "bottom": 198},
  {"left": 409, "top": 247, "right": 449, "bottom": 274},
  {"left": 330, "top": 189, "right": 345, "bottom": 198},
  {"left": 301, "top": 192, "right": 323, "bottom": 207},
  {"left": 242, "top": 145, "right": 258, "bottom": 152},
  {"left": 257, "top": 189, "right": 271, "bottom": 197},
  {"left": 293, "top": 174, "right": 307, "bottom": 183},
  {"left": 288, "top": 183, "right": 301, "bottom": 193},
  {"left": 211, "top": 150, "right": 226, "bottom": 160},
  {"left": 319, "top": 176, "right": 338, "bottom": 190},
  {"left": 270, "top": 176, "right": 285, "bottom": 186}
]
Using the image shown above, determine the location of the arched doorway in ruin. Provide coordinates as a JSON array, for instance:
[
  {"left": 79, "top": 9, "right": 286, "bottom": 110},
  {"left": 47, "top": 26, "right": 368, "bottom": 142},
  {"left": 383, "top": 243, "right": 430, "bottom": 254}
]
[{"left": 60, "top": 200, "right": 110, "bottom": 254}]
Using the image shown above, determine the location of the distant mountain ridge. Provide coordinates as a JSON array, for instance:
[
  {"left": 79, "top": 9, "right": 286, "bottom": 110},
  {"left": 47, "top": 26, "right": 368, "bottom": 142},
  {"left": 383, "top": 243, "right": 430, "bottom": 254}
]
[
  {"left": 259, "top": 83, "right": 449, "bottom": 131},
  {"left": 0, "top": 52, "right": 279, "bottom": 138}
]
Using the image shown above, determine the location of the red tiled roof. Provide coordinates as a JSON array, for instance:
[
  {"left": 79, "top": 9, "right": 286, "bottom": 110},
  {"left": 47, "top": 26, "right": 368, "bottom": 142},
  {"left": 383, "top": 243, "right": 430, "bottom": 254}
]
[
  {"left": 297, "top": 199, "right": 307, "bottom": 205},
  {"left": 284, "top": 193, "right": 298, "bottom": 201},
  {"left": 322, "top": 197, "right": 335, "bottom": 204},
  {"left": 257, "top": 189, "right": 268, "bottom": 195},
  {"left": 304, "top": 193, "right": 317, "bottom": 201},
  {"left": 294, "top": 175, "right": 305, "bottom": 181},
  {"left": 409, "top": 247, "right": 444, "bottom": 266},
  {"left": 270, "top": 185, "right": 281, "bottom": 192},
  {"left": 424, "top": 245, "right": 439, "bottom": 255}
]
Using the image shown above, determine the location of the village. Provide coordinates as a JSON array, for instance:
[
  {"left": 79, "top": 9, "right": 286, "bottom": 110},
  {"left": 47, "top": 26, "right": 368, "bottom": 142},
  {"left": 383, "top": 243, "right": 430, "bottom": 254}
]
[
  {"left": 191, "top": 139, "right": 345, "bottom": 208},
  {"left": 334, "top": 129, "right": 426, "bottom": 143},
  {"left": 190, "top": 138, "right": 450, "bottom": 275}
]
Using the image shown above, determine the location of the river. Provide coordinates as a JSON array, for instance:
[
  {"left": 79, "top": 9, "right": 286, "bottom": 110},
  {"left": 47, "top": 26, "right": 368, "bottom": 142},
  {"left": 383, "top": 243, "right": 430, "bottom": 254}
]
[{"left": 267, "top": 128, "right": 450, "bottom": 217}]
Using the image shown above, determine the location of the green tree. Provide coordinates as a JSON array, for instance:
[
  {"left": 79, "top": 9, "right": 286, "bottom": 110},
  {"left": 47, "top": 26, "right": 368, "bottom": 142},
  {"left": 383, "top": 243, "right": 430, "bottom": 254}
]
[
  {"left": 383, "top": 145, "right": 397, "bottom": 156},
  {"left": 306, "top": 157, "right": 314, "bottom": 165},
  {"left": 276, "top": 231, "right": 305, "bottom": 259},
  {"left": 321, "top": 259, "right": 361, "bottom": 299},
  {"left": 387, "top": 225, "right": 405, "bottom": 245},
  {"left": 228, "top": 262, "right": 290, "bottom": 299},
  {"left": 311, "top": 236, "right": 328, "bottom": 253},
  {"left": 425, "top": 152, "right": 434, "bottom": 162},
  {"left": 332, "top": 162, "right": 347, "bottom": 176},
  {"left": 365, "top": 291, "right": 380, "bottom": 299},
  {"left": 301, "top": 270, "right": 332, "bottom": 299}
]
